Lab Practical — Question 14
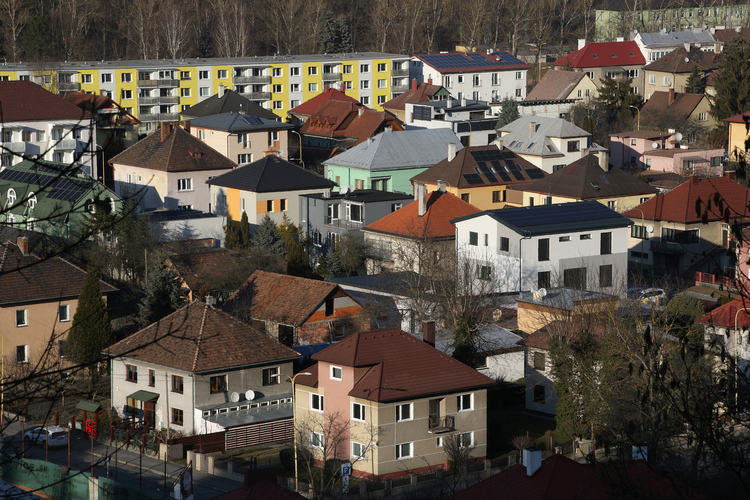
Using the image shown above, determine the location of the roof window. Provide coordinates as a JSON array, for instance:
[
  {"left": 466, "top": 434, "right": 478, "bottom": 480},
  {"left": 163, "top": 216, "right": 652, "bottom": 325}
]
[{"left": 592, "top": 54, "right": 598, "bottom": 59}]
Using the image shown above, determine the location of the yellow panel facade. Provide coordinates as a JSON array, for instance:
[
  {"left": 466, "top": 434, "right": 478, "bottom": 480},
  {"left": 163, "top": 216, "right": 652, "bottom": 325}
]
[
  {"left": 302, "top": 62, "right": 323, "bottom": 102},
  {"left": 115, "top": 69, "right": 138, "bottom": 117},
  {"left": 341, "top": 61, "right": 357, "bottom": 98},
  {"left": 226, "top": 187, "right": 241, "bottom": 221},
  {"left": 0, "top": 71, "right": 17, "bottom": 81},
  {"left": 213, "top": 65, "right": 233, "bottom": 94},
  {"left": 270, "top": 63, "right": 288, "bottom": 114},
  {"left": 79, "top": 70, "right": 99, "bottom": 94},
  {"left": 372, "top": 57, "right": 391, "bottom": 111},
  {"left": 178, "top": 67, "right": 199, "bottom": 109}
]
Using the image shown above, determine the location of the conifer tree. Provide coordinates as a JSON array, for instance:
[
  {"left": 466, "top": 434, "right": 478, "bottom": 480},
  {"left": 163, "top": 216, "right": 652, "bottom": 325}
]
[
  {"left": 495, "top": 96, "right": 521, "bottom": 128},
  {"left": 239, "top": 211, "right": 252, "bottom": 250},
  {"left": 137, "top": 259, "right": 186, "bottom": 327},
  {"left": 338, "top": 19, "right": 353, "bottom": 53},
  {"left": 710, "top": 37, "right": 750, "bottom": 121},
  {"left": 287, "top": 240, "right": 313, "bottom": 278},
  {"left": 67, "top": 267, "right": 115, "bottom": 366},
  {"left": 686, "top": 65, "right": 705, "bottom": 94},
  {"left": 224, "top": 216, "right": 241, "bottom": 250},
  {"left": 254, "top": 214, "right": 285, "bottom": 255}
]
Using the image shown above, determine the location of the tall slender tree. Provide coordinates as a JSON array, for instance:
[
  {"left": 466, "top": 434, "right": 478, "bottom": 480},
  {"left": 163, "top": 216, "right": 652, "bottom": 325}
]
[{"left": 66, "top": 267, "right": 115, "bottom": 367}]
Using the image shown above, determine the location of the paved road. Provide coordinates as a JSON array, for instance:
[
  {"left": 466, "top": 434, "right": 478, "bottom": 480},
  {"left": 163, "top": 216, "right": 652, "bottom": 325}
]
[{"left": 2, "top": 421, "right": 243, "bottom": 499}]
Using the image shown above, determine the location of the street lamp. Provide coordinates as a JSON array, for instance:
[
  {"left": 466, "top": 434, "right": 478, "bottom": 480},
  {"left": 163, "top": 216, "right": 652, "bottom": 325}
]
[
  {"left": 629, "top": 105, "right": 641, "bottom": 132},
  {"left": 289, "top": 371, "right": 312, "bottom": 493},
  {"left": 291, "top": 130, "right": 304, "bottom": 169},
  {"left": 733, "top": 307, "right": 748, "bottom": 413}
]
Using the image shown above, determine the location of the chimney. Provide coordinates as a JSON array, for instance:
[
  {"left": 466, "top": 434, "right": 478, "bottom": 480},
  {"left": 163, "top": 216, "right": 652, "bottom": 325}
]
[
  {"left": 726, "top": 171, "right": 737, "bottom": 181},
  {"left": 522, "top": 449, "right": 543, "bottom": 476},
  {"left": 17, "top": 236, "right": 28, "bottom": 255},
  {"left": 461, "top": 97, "right": 467, "bottom": 107},
  {"left": 448, "top": 142, "right": 457, "bottom": 162},
  {"left": 690, "top": 175, "right": 700, "bottom": 185},
  {"left": 160, "top": 122, "right": 171, "bottom": 142},
  {"left": 422, "top": 321, "right": 436, "bottom": 346},
  {"left": 205, "top": 295, "right": 216, "bottom": 307},
  {"left": 385, "top": 125, "right": 392, "bottom": 133},
  {"left": 529, "top": 122, "right": 536, "bottom": 138},
  {"left": 616, "top": 36, "right": 624, "bottom": 42},
  {"left": 411, "top": 79, "right": 418, "bottom": 92},
  {"left": 446, "top": 99, "right": 453, "bottom": 109},
  {"left": 578, "top": 39, "right": 586, "bottom": 50},
  {"left": 417, "top": 183, "right": 427, "bottom": 217},
  {"left": 218, "top": 84, "right": 226, "bottom": 98},
  {"left": 437, "top": 180, "right": 446, "bottom": 193},
  {"left": 684, "top": 42, "right": 691, "bottom": 52},
  {"left": 184, "top": 120, "right": 191, "bottom": 133},
  {"left": 358, "top": 107, "right": 365, "bottom": 116},
  {"left": 668, "top": 88, "right": 675, "bottom": 105},
  {"left": 428, "top": 77, "right": 433, "bottom": 85}
]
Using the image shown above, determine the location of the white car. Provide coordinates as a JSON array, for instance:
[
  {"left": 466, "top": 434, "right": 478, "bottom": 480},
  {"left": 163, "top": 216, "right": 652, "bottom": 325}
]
[
  {"left": 24, "top": 426, "right": 68, "bottom": 447},
  {"left": 628, "top": 287, "right": 667, "bottom": 306}
]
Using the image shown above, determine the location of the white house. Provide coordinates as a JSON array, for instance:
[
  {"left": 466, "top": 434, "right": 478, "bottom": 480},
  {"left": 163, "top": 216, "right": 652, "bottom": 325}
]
[
  {"left": 410, "top": 51, "right": 530, "bottom": 103},
  {"left": 451, "top": 201, "right": 631, "bottom": 294},
  {"left": 404, "top": 99, "right": 497, "bottom": 146},
  {"left": 633, "top": 29, "right": 718, "bottom": 63}
]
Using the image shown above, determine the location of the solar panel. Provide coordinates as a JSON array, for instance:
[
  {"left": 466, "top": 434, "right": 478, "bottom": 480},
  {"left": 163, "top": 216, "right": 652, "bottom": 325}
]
[
  {"left": 420, "top": 52, "right": 525, "bottom": 70},
  {"left": 599, "top": 174, "right": 611, "bottom": 185},
  {"left": 463, "top": 174, "right": 483, "bottom": 185},
  {"left": 497, "top": 172, "right": 512, "bottom": 182},
  {"left": 528, "top": 169, "right": 545, "bottom": 180},
  {"left": 509, "top": 169, "right": 525, "bottom": 181}
]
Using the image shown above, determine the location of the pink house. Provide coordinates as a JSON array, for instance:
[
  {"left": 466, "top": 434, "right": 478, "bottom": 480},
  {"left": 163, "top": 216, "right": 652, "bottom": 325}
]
[
  {"left": 610, "top": 130, "right": 677, "bottom": 169},
  {"left": 641, "top": 147, "right": 725, "bottom": 176}
]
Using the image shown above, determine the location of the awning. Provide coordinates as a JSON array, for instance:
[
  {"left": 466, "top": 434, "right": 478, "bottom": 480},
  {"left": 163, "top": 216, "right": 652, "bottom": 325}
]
[
  {"left": 76, "top": 401, "right": 102, "bottom": 413},
  {"left": 128, "top": 390, "right": 159, "bottom": 402}
]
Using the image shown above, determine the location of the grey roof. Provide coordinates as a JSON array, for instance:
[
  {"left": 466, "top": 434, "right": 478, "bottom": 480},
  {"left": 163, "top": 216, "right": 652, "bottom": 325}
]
[
  {"left": 637, "top": 30, "right": 715, "bottom": 48},
  {"left": 412, "top": 99, "right": 490, "bottom": 112},
  {"left": 189, "top": 112, "right": 294, "bottom": 132},
  {"left": 301, "top": 189, "right": 413, "bottom": 203},
  {"left": 451, "top": 200, "right": 631, "bottom": 235},
  {"left": 323, "top": 128, "right": 463, "bottom": 171},
  {"left": 499, "top": 116, "right": 590, "bottom": 157},
  {"left": 181, "top": 90, "right": 279, "bottom": 121},
  {"left": 199, "top": 395, "right": 293, "bottom": 429},
  {"left": 329, "top": 271, "right": 424, "bottom": 297},
  {"left": 207, "top": 155, "right": 335, "bottom": 192},
  {"left": 517, "top": 287, "right": 616, "bottom": 311}
]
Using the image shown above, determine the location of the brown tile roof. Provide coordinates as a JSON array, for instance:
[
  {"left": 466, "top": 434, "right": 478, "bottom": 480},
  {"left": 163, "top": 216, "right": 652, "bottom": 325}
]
[
  {"left": 64, "top": 92, "right": 140, "bottom": 124},
  {"left": 724, "top": 110, "right": 750, "bottom": 124},
  {"left": 622, "top": 174, "right": 750, "bottom": 224},
  {"left": 299, "top": 100, "right": 360, "bottom": 138},
  {"left": 344, "top": 110, "right": 404, "bottom": 146},
  {"left": 223, "top": 270, "right": 341, "bottom": 326},
  {"left": 713, "top": 27, "right": 750, "bottom": 45},
  {"left": 109, "top": 124, "right": 237, "bottom": 173},
  {"left": 0, "top": 240, "right": 116, "bottom": 305},
  {"left": 303, "top": 328, "right": 493, "bottom": 402},
  {"left": 411, "top": 146, "right": 545, "bottom": 188},
  {"left": 643, "top": 47, "right": 720, "bottom": 74},
  {"left": 167, "top": 249, "right": 236, "bottom": 294},
  {"left": 522, "top": 154, "right": 657, "bottom": 199},
  {"left": 363, "top": 190, "right": 480, "bottom": 240},
  {"left": 0, "top": 80, "right": 94, "bottom": 122},
  {"left": 382, "top": 83, "right": 445, "bottom": 111},
  {"left": 640, "top": 91, "right": 706, "bottom": 124},
  {"left": 526, "top": 71, "right": 586, "bottom": 101},
  {"left": 289, "top": 88, "right": 362, "bottom": 117},
  {"left": 108, "top": 301, "right": 299, "bottom": 372},
  {"left": 610, "top": 130, "right": 672, "bottom": 139},
  {"left": 640, "top": 169, "right": 687, "bottom": 191},
  {"left": 553, "top": 41, "right": 645, "bottom": 68}
]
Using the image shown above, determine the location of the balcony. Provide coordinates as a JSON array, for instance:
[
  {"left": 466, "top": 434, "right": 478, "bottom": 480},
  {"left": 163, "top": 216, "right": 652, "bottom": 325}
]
[
  {"left": 391, "top": 68, "right": 409, "bottom": 78},
  {"left": 323, "top": 72, "right": 342, "bottom": 82},
  {"left": 55, "top": 139, "right": 78, "bottom": 150},
  {"left": 325, "top": 217, "right": 363, "bottom": 230},
  {"left": 234, "top": 75, "right": 272, "bottom": 85},
  {"left": 138, "top": 79, "right": 157, "bottom": 88},
  {"left": 138, "top": 79, "right": 179, "bottom": 88},
  {"left": 391, "top": 84, "right": 408, "bottom": 93},
  {"left": 58, "top": 81, "right": 80, "bottom": 92},
  {"left": 428, "top": 415, "right": 455, "bottom": 434},
  {"left": 2, "top": 142, "right": 26, "bottom": 154},
  {"left": 242, "top": 92, "right": 271, "bottom": 101},
  {"left": 138, "top": 113, "right": 179, "bottom": 123},
  {"left": 650, "top": 240, "right": 686, "bottom": 254}
]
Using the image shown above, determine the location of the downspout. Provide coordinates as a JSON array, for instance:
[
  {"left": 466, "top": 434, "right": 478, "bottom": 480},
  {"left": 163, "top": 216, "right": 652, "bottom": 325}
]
[{"left": 518, "top": 232, "right": 531, "bottom": 292}]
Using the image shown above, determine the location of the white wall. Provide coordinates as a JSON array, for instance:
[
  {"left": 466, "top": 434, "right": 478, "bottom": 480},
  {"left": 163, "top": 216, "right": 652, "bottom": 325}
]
[{"left": 410, "top": 59, "right": 527, "bottom": 102}]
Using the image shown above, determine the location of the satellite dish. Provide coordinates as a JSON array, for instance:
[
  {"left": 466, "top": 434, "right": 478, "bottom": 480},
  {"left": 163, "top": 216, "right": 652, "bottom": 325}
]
[
  {"left": 348, "top": 185, "right": 354, "bottom": 193},
  {"left": 230, "top": 392, "right": 240, "bottom": 403},
  {"left": 646, "top": 225, "right": 654, "bottom": 233},
  {"left": 674, "top": 132, "right": 683, "bottom": 142},
  {"left": 652, "top": 142, "right": 660, "bottom": 149},
  {"left": 340, "top": 186, "right": 349, "bottom": 195},
  {"left": 539, "top": 288, "right": 548, "bottom": 298},
  {"left": 245, "top": 390, "right": 256, "bottom": 401},
  {"left": 278, "top": 149, "right": 284, "bottom": 157},
  {"left": 685, "top": 57, "right": 689, "bottom": 63}
]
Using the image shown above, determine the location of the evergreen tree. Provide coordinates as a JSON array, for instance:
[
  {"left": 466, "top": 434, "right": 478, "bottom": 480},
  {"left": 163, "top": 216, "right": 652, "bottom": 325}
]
[
  {"left": 686, "top": 65, "right": 705, "bottom": 94},
  {"left": 239, "top": 211, "right": 252, "bottom": 250},
  {"left": 137, "top": 259, "right": 186, "bottom": 327},
  {"left": 196, "top": 19, "right": 214, "bottom": 58},
  {"left": 317, "top": 11, "right": 339, "bottom": 54},
  {"left": 66, "top": 267, "right": 115, "bottom": 366},
  {"left": 338, "top": 19, "right": 353, "bottom": 53},
  {"left": 596, "top": 76, "right": 642, "bottom": 122},
  {"left": 254, "top": 215, "right": 285, "bottom": 255},
  {"left": 710, "top": 37, "right": 750, "bottom": 121},
  {"left": 224, "top": 216, "right": 241, "bottom": 250},
  {"left": 451, "top": 313, "right": 478, "bottom": 368},
  {"left": 495, "top": 96, "right": 521, "bottom": 128},
  {"left": 325, "top": 247, "right": 342, "bottom": 275},
  {"left": 286, "top": 240, "right": 313, "bottom": 278}
]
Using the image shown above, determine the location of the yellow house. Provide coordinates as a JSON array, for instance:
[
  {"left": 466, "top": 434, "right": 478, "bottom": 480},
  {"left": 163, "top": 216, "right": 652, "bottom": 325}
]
[
  {"left": 642, "top": 47, "right": 719, "bottom": 99},
  {"left": 725, "top": 111, "right": 750, "bottom": 162},
  {"left": 516, "top": 154, "right": 658, "bottom": 213},
  {"left": 409, "top": 144, "right": 547, "bottom": 210},
  {"left": 640, "top": 90, "right": 716, "bottom": 133}
]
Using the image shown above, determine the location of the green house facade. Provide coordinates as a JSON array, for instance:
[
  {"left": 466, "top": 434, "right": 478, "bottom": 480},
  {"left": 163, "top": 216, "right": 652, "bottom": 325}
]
[
  {"left": 0, "top": 161, "right": 123, "bottom": 241},
  {"left": 323, "top": 128, "right": 463, "bottom": 195}
]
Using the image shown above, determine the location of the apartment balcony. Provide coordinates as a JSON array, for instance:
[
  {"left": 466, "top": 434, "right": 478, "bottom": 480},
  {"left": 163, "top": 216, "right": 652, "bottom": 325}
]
[
  {"left": 138, "top": 113, "right": 179, "bottom": 123},
  {"left": 2, "top": 142, "right": 26, "bottom": 154},
  {"left": 325, "top": 217, "right": 363, "bottom": 230},
  {"left": 138, "top": 79, "right": 179, "bottom": 88},
  {"left": 428, "top": 415, "right": 455, "bottom": 434},
  {"left": 391, "top": 68, "right": 410, "bottom": 78},
  {"left": 234, "top": 75, "right": 272, "bottom": 85},
  {"left": 243, "top": 92, "right": 271, "bottom": 101},
  {"left": 139, "top": 96, "right": 178, "bottom": 105},
  {"left": 138, "top": 97, "right": 160, "bottom": 105},
  {"left": 391, "top": 84, "right": 409, "bottom": 93},
  {"left": 323, "top": 72, "right": 343, "bottom": 82},
  {"left": 138, "top": 80, "right": 158, "bottom": 88},
  {"left": 650, "top": 240, "right": 686, "bottom": 254},
  {"left": 55, "top": 140, "right": 79, "bottom": 151},
  {"left": 58, "top": 82, "right": 80, "bottom": 92}
]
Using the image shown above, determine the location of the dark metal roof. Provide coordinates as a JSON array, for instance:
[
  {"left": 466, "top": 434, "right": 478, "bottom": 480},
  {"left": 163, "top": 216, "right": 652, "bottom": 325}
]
[
  {"left": 207, "top": 155, "right": 335, "bottom": 193},
  {"left": 190, "top": 112, "right": 294, "bottom": 132}
]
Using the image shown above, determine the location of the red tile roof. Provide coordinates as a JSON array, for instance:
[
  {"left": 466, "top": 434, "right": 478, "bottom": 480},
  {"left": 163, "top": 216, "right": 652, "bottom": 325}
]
[
  {"left": 223, "top": 270, "right": 353, "bottom": 326},
  {"left": 344, "top": 110, "right": 403, "bottom": 145},
  {"left": 724, "top": 111, "right": 750, "bottom": 124},
  {"left": 698, "top": 296, "right": 750, "bottom": 328},
  {"left": 303, "top": 328, "right": 494, "bottom": 402},
  {"left": 289, "top": 88, "right": 362, "bottom": 117},
  {"left": 382, "top": 83, "right": 445, "bottom": 111},
  {"left": 363, "top": 190, "right": 480, "bottom": 240},
  {"left": 109, "top": 124, "right": 237, "bottom": 173},
  {"left": 299, "top": 100, "right": 360, "bottom": 138},
  {"left": 108, "top": 301, "right": 300, "bottom": 372},
  {"left": 554, "top": 41, "right": 645, "bottom": 68},
  {"left": 64, "top": 92, "right": 140, "bottom": 124},
  {"left": 0, "top": 240, "right": 116, "bottom": 306},
  {"left": 622, "top": 174, "right": 750, "bottom": 224},
  {"left": 450, "top": 454, "right": 708, "bottom": 500},
  {"left": 0, "top": 80, "right": 94, "bottom": 122}
]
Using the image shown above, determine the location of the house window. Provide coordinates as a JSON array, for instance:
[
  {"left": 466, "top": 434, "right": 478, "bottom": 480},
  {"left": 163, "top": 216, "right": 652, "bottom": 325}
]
[
  {"left": 601, "top": 231, "right": 612, "bottom": 255},
  {"left": 457, "top": 393, "right": 473, "bottom": 411},
  {"left": 210, "top": 375, "right": 227, "bottom": 393},
  {"left": 310, "top": 431, "right": 324, "bottom": 449},
  {"left": 649, "top": 74, "right": 656, "bottom": 85},
  {"left": 343, "top": 65, "right": 352, "bottom": 74},
  {"left": 80, "top": 73, "right": 92, "bottom": 84},
  {"left": 311, "top": 393, "right": 324, "bottom": 412},
  {"left": 492, "top": 73, "right": 499, "bottom": 85},
  {"left": 534, "top": 385, "right": 545, "bottom": 403},
  {"left": 631, "top": 225, "right": 647, "bottom": 239},
  {"left": 273, "top": 101, "right": 282, "bottom": 109},
  {"left": 662, "top": 227, "right": 699, "bottom": 244},
  {"left": 459, "top": 432, "right": 474, "bottom": 447},
  {"left": 58, "top": 304, "right": 70, "bottom": 322},
  {"left": 238, "top": 154, "right": 252, "bottom": 164},
  {"left": 378, "top": 79, "right": 386, "bottom": 89},
  {"left": 458, "top": 75, "right": 464, "bottom": 84},
  {"left": 309, "top": 83, "right": 318, "bottom": 92},
  {"left": 352, "top": 402, "right": 366, "bottom": 422},
  {"left": 217, "top": 69, "right": 228, "bottom": 79},
  {"left": 267, "top": 200, "right": 274, "bottom": 212},
  {"left": 396, "top": 403, "right": 412, "bottom": 421},
  {"left": 354, "top": 179, "right": 365, "bottom": 190},
  {"left": 272, "top": 67, "right": 282, "bottom": 77},
  {"left": 331, "top": 366, "right": 342, "bottom": 380},
  {"left": 347, "top": 203, "right": 363, "bottom": 222},
  {"left": 698, "top": 112, "right": 708, "bottom": 121},
  {"left": 538, "top": 271, "right": 551, "bottom": 289},
  {"left": 121, "top": 90, "right": 132, "bottom": 100},
  {"left": 327, "top": 203, "right": 340, "bottom": 220},
  {"left": 15, "top": 309, "right": 27, "bottom": 327},
  {"left": 126, "top": 365, "right": 138, "bottom": 383},
  {"left": 500, "top": 237, "right": 509, "bottom": 252},
  {"left": 391, "top": 203, "right": 402, "bottom": 212},
  {"left": 177, "top": 178, "right": 193, "bottom": 192},
  {"left": 180, "top": 88, "right": 191, "bottom": 97},
  {"left": 600, "top": 264, "right": 613, "bottom": 287},
  {"left": 445, "top": 76, "right": 452, "bottom": 88},
  {"left": 308, "top": 66, "right": 318, "bottom": 76},
  {"left": 567, "top": 140, "right": 580, "bottom": 152},
  {"left": 172, "top": 375, "right": 184, "bottom": 393},
  {"left": 631, "top": 139, "right": 637, "bottom": 146},
  {"left": 325, "top": 297, "right": 334, "bottom": 316},
  {"left": 352, "top": 442, "right": 367, "bottom": 460},
  {"left": 516, "top": 71, "right": 522, "bottom": 80},
  {"left": 663, "top": 76, "right": 672, "bottom": 86},
  {"left": 198, "top": 130, "right": 205, "bottom": 140},
  {"left": 58, "top": 340, "right": 67, "bottom": 358},
  {"left": 538, "top": 238, "right": 550, "bottom": 261},
  {"left": 563, "top": 267, "right": 587, "bottom": 289},
  {"left": 263, "top": 367, "right": 280, "bottom": 385},
  {"left": 199, "top": 70, "right": 209, "bottom": 79},
  {"left": 477, "top": 265, "right": 492, "bottom": 281},
  {"left": 377, "top": 63, "right": 386, "bottom": 72},
  {"left": 149, "top": 369, "right": 156, "bottom": 386},
  {"left": 172, "top": 408, "right": 183, "bottom": 425},
  {"left": 361, "top": 96, "right": 370, "bottom": 105},
  {"left": 360, "top": 64, "right": 370, "bottom": 73},
  {"left": 272, "top": 84, "right": 282, "bottom": 93},
  {"left": 472, "top": 74, "right": 480, "bottom": 86},
  {"left": 608, "top": 200, "right": 616, "bottom": 210},
  {"left": 395, "top": 442, "right": 412, "bottom": 460},
  {"left": 469, "top": 231, "right": 478, "bottom": 246},
  {"left": 290, "top": 83, "right": 300, "bottom": 92},
  {"left": 361, "top": 80, "right": 370, "bottom": 89},
  {"left": 180, "top": 71, "right": 190, "bottom": 80},
  {"left": 290, "top": 67, "right": 300, "bottom": 76},
  {"left": 21, "top": 130, "right": 32, "bottom": 142},
  {"left": 559, "top": 236, "right": 570, "bottom": 242},
  {"left": 199, "top": 87, "right": 210, "bottom": 96},
  {"left": 16, "top": 345, "right": 28, "bottom": 364},
  {"left": 534, "top": 352, "right": 545, "bottom": 371}
]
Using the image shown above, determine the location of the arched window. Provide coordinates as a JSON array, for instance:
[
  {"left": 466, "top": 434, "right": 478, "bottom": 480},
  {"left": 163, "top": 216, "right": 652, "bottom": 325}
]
[
  {"left": 7, "top": 188, "right": 16, "bottom": 206},
  {"left": 27, "top": 192, "right": 37, "bottom": 209}
]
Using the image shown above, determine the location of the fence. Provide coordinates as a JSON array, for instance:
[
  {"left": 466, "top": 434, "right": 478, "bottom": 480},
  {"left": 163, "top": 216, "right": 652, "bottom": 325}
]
[{"left": 168, "top": 431, "right": 226, "bottom": 454}]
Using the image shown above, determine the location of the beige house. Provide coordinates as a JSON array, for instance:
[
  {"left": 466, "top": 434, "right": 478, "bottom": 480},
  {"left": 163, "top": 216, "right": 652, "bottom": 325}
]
[
  {"left": 188, "top": 112, "right": 293, "bottom": 165},
  {"left": 725, "top": 111, "right": 750, "bottom": 162},
  {"left": 643, "top": 47, "right": 719, "bottom": 99},
  {"left": 295, "top": 329, "right": 494, "bottom": 479}
]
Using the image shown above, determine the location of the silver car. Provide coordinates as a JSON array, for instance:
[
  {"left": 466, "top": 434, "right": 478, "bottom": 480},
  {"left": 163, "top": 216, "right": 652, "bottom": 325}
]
[{"left": 24, "top": 425, "right": 68, "bottom": 447}]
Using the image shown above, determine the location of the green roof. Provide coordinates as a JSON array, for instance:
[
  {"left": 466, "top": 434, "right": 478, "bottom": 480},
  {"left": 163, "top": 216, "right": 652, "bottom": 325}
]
[
  {"left": 128, "top": 390, "right": 159, "bottom": 402},
  {"left": 75, "top": 400, "right": 102, "bottom": 412}
]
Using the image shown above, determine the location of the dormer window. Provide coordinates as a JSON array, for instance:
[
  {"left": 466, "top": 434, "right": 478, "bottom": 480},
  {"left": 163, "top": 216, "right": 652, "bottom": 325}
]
[
  {"left": 190, "top": 151, "right": 203, "bottom": 159},
  {"left": 27, "top": 192, "right": 36, "bottom": 209},
  {"left": 7, "top": 188, "right": 16, "bottom": 206}
]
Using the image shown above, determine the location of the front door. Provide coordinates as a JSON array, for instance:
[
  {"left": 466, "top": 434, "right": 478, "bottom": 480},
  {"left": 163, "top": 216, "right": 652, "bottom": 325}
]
[
  {"left": 429, "top": 399, "right": 441, "bottom": 429},
  {"left": 143, "top": 401, "right": 156, "bottom": 428}
]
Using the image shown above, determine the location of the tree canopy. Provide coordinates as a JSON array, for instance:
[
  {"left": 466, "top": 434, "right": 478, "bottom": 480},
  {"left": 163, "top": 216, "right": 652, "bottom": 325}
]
[
  {"left": 66, "top": 267, "right": 115, "bottom": 366},
  {"left": 710, "top": 37, "right": 750, "bottom": 121},
  {"left": 686, "top": 66, "right": 706, "bottom": 95},
  {"left": 137, "top": 259, "right": 186, "bottom": 327},
  {"left": 496, "top": 96, "right": 521, "bottom": 129}
]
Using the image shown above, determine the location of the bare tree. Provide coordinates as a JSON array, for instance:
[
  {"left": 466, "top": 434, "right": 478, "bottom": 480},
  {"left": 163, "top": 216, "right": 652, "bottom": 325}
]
[
  {"left": 53, "top": 0, "right": 100, "bottom": 61},
  {"left": 160, "top": 0, "right": 192, "bottom": 59},
  {"left": 120, "top": 0, "right": 159, "bottom": 59},
  {"left": 0, "top": 0, "right": 30, "bottom": 62},
  {"left": 259, "top": 0, "right": 306, "bottom": 55},
  {"left": 454, "top": 0, "right": 491, "bottom": 51}
]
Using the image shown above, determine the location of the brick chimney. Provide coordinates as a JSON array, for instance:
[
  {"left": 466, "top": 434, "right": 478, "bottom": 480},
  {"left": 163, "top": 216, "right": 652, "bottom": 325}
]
[
  {"left": 529, "top": 122, "right": 536, "bottom": 138},
  {"left": 411, "top": 79, "right": 418, "bottom": 92},
  {"left": 690, "top": 175, "right": 700, "bottom": 185},
  {"left": 160, "top": 122, "right": 171, "bottom": 142},
  {"left": 668, "top": 88, "right": 675, "bottom": 105},
  {"left": 184, "top": 120, "right": 191, "bottom": 133},
  {"left": 17, "top": 236, "right": 28, "bottom": 255},
  {"left": 422, "top": 321, "right": 436, "bottom": 346},
  {"left": 726, "top": 171, "right": 737, "bottom": 181},
  {"left": 428, "top": 77, "right": 433, "bottom": 85}
]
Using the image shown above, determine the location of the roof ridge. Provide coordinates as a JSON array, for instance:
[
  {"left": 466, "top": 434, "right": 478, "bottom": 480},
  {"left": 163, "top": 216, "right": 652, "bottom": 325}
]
[
  {"left": 0, "top": 242, "right": 9, "bottom": 273},
  {"left": 192, "top": 302, "right": 209, "bottom": 372}
]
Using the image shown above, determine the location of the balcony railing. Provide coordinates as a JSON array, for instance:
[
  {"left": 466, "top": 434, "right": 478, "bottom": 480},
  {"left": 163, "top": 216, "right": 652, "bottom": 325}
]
[
  {"left": 428, "top": 415, "right": 455, "bottom": 433},
  {"left": 243, "top": 92, "right": 271, "bottom": 101},
  {"left": 391, "top": 69, "right": 409, "bottom": 78},
  {"left": 323, "top": 72, "right": 343, "bottom": 82},
  {"left": 138, "top": 79, "right": 179, "bottom": 88},
  {"left": 139, "top": 96, "right": 179, "bottom": 105},
  {"left": 650, "top": 240, "right": 686, "bottom": 254},
  {"left": 325, "top": 216, "right": 363, "bottom": 230},
  {"left": 55, "top": 140, "right": 78, "bottom": 150},
  {"left": 2, "top": 142, "right": 26, "bottom": 154},
  {"left": 234, "top": 75, "right": 272, "bottom": 84},
  {"left": 391, "top": 84, "right": 408, "bottom": 93},
  {"left": 58, "top": 82, "right": 80, "bottom": 92},
  {"left": 138, "top": 113, "right": 179, "bottom": 123}
]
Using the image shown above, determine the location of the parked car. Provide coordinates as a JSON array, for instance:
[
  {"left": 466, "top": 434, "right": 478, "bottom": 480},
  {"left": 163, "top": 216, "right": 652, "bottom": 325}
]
[
  {"left": 24, "top": 425, "right": 68, "bottom": 447},
  {"left": 627, "top": 287, "right": 668, "bottom": 306}
]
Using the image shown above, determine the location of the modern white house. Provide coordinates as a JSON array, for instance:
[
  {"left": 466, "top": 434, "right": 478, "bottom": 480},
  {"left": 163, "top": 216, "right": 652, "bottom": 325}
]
[
  {"left": 451, "top": 201, "right": 631, "bottom": 294},
  {"left": 404, "top": 99, "right": 497, "bottom": 146},
  {"left": 410, "top": 52, "right": 530, "bottom": 103},
  {"left": 633, "top": 29, "right": 718, "bottom": 63}
]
